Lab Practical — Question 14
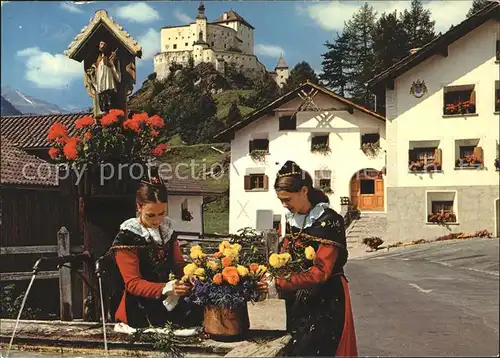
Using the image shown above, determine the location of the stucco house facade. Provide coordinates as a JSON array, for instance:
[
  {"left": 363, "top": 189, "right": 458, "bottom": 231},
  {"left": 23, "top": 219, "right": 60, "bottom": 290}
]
[
  {"left": 368, "top": 3, "right": 500, "bottom": 242},
  {"left": 216, "top": 81, "right": 387, "bottom": 236}
]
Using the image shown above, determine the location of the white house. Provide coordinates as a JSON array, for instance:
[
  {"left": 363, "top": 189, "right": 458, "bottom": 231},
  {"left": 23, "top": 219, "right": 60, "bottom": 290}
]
[
  {"left": 216, "top": 81, "right": 387, "bottom": 236},
  {"left": 153, "top": 2, "right": 289, "bottom": 86},
  {"left": 368, "top": 3, "right": 500, "bottom": 242}
]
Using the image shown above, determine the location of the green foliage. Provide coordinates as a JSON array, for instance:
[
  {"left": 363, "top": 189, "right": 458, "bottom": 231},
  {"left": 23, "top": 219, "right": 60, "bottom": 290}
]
[
  {"left": 467, "top": 0, "right": 491, "bottom": 17},
  {"left": 400, "top": 0, "right": 436, "bottom": 51},
  {"left": 282, "top": 61, "right": 319, "bottom": 93},
  {"left": 0, "top": 284, "right": 41, "bottom": 319},
  {"left": 320, "top": 31, "right": 353, "bottom": 97}
]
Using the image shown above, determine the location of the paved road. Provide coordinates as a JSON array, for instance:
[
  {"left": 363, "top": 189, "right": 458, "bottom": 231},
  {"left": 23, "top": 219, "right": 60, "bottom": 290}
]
[{"left": 347, "top": 238, "right": 499, "bottom": 357}]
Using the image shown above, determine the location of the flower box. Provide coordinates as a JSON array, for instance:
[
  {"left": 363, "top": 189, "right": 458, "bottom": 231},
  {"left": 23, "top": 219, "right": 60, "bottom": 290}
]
[
  {"left": 249, "top": 149, "right": 268, "bottom": 161},
  {"left": 408, "top": 160, "right": 441, "bottom": 172},
  {"left": 427, "top": 212, "right": 457, "bottom": 224},
  {"left": 361, "top": 141, "right": 381, "bottom": 157},
  {"left": 455, "top": 156, "right": 483, "bottom": 169},
  {"left": 311, "top": 143, "right": 331, "bottom": 154},
  {"left": 443, "top": 101, "right": 476, "bottom": 115}
]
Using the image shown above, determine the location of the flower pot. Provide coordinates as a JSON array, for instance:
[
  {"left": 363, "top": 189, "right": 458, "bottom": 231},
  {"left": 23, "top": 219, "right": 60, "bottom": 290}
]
[{"left": 203, "top": 305, "right": 250, "bottom": 341}]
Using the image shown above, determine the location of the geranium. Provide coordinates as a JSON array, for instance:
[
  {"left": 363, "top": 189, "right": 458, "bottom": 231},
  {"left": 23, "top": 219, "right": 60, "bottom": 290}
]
[
  {"left": 178, "top": 240, "right": 268, "bottom": 309},
  {"left": 47, "top": 110, "right": 168, "bottom": 168}
]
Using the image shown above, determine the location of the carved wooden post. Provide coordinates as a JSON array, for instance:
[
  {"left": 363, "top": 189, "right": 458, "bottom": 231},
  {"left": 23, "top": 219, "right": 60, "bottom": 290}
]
[{"left": 57, "top": 226, "right": 73, "bottom": 321}]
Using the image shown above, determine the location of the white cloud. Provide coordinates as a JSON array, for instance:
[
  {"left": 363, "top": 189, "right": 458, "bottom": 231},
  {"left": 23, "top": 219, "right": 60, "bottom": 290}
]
[
  {"left": 116, "top": 2, "right": 160, "bottom": 23},
  {"left": 60, "top": 1, "right": 83, "bottom": 13},
  {"left": 16, "top": 47, "right": 82, "bottom": 89},
  {"left": 174, "top": 9, "right": 194, "bottom": 23},
  {"left": 300, "top": 0, "right": 472, "bottom": 34},
  {"left": 255, "top": 44, "right": 285, "bottom": 58},
  {"left": 137, "top": 28, "right": 160, "bottom": 66}
]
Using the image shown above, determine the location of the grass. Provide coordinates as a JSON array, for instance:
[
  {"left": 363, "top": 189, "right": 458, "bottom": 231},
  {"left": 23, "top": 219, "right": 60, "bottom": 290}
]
[
  {"left": 213, "top": 89, "right": 255, "bottom": 120},
  {"left": 204, "top": 212, "right": 229, "bottom": 234}
]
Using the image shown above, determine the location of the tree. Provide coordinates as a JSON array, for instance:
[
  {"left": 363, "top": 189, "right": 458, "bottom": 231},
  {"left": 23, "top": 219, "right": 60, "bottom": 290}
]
[
  {"left": 320, "top": 31, "right": 353, "bottom": 97},
  {"left": 244, "top": 72, "right": 280, "bottom": 110},
  {"left": 343, "top": 2, "right": 378, "bottom": 108},
  {"left": 372, "top": 10, "right": 408, "bottom": 75},
  {"left": 400, "top": 0, "right": 436, "bottom": 54},
  {"left": 226, "top": 101, "right": 242, "bottom": 125},
  {"left": 467, "top": 0, "right": 491, "bottom": 17},
  {"left": 282, "top": 61, "right": 319, "bottom": 93}
]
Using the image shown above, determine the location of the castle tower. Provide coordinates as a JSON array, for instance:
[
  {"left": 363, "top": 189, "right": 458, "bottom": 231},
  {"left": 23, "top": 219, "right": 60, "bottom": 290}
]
[
  {"left": 195, "top": 1, "right": 207, "bottom": 43},
  {"left": 274, "top": 54, "right": 289, "bottom": 88}
]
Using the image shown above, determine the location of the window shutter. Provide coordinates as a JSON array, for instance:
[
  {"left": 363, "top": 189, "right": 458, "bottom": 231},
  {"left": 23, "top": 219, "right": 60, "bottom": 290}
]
[
  {"left": 244, "top": 175, "right": 251, "bottom": 190},
  {"left": 473, "top": 146, "right": 483, "bottom": 162},
  {"left": 434, "top": 148, "right": 442, "bottom": 164},
  {"left": 249, "top": 140, "right": 254, "bottom": 153},
  {"left": 408, "top": 149, "right": 415, "bottom": 162},
  {"left": 263, "top": 175, "right": 269, "bottom": 190},
  {"left": 469, "top": 90, "right": 476, "bottom": 105},
  {"left": 264, "top": 139, "right": 269, "bottom": 152}
]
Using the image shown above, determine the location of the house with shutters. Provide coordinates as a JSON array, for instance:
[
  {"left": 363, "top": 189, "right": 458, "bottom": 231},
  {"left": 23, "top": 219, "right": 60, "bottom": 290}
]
[
  {"left": 215, "top": 81, "right": 387, "bottom": 236},
  {"left": 367, "top": 2, "right": 500, "bottom": 242}
]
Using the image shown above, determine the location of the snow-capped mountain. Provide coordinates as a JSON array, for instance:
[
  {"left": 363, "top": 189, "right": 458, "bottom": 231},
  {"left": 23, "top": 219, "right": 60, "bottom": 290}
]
[
  {"left": 1, "top": 86, "right": 66, "bottom": 115},
  {"left": 1, "top": 95, "right": 22, "bottom": 116}
]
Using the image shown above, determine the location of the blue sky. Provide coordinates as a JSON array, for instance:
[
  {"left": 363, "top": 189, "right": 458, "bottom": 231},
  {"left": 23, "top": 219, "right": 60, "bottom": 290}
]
[{"left": 1, "top": 0, "right": 472, "bottom": 110}]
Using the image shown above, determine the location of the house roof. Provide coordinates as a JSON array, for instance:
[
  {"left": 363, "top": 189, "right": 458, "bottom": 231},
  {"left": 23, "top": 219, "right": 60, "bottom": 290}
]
[
  {"left": 213, "top": 10, "right": 255, "bottom": 30},
  {"left": 65, "top": 9, "right": 142, "bottom": 61},
  {"left": 367, "top": 2, "right": 500, "bottom": 90},
  {"left": 0, "top": 112, "right": 87, "bottom": 148},
  {"left": 275, "top": 55, "right": 288, "bottom": 69},
  {"left": 214, "top": 81, "right": 386, "bottom": 141},
  {"left": 1, "top": 137, "right": 58, "bottom": 187}
]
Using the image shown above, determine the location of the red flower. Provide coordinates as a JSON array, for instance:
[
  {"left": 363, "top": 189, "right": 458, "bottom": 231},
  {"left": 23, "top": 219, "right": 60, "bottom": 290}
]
[
  {"left": 152, "top": 143, "right": 168, "bottom": 157},
  {"left": 123, "top": 118, "right": 141, "bottom": 133},
  {"left": 75, "top": 115, "right": 94, "bottom": 129},
  {"left": 48, "top": 147, "right": 59, "bottom": 159},
  {"left": 151, "top": 130, "right": 159, "bottom": 137},
  {"left": 147, "top": 115, "right": 165, "bottom": 128},
  {"left": 100, "top": 113, "right": 119, "bottom": 127},
  {"left": 108, "top": 109, "right": 124, "bottom": 118},
  {"left": 47, "top": 123, "right": 68, "bottom": 141},
  {"left": 84, "top": 131, "right": 92, "bottom": 141},
  {"left": 132, "top": 113, "right": 149, "bottom": 124},
  {"left": 63, "top": 137, "right": 80, "bottom": 160}
]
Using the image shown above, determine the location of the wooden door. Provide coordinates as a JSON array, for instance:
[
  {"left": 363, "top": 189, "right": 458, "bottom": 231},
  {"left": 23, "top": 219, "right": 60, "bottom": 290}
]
[
  {"left": 350, "top": 179, "right": 360, "bottom": 209},
  {"left": 374, "top": 179, "right": 384, "bottom": 210}
]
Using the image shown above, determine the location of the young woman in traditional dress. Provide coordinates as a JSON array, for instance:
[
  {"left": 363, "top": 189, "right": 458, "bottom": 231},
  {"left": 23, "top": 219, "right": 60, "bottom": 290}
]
[
  {"left": 268, "top": 160, "right": 358, "bottom": 356},
  {"left": 107, "top": 168, "right": 202, "bottom": 330}
]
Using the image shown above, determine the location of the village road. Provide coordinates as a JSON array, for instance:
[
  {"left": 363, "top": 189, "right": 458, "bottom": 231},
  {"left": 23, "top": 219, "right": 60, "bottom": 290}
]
[{"left": 347, "top": 238, "right": 499, "bottom": 357}]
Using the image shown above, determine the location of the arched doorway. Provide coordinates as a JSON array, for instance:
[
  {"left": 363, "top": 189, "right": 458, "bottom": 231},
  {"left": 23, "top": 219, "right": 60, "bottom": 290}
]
[{"left": 350, "top": 169, "right": 384, "bottom": 211}]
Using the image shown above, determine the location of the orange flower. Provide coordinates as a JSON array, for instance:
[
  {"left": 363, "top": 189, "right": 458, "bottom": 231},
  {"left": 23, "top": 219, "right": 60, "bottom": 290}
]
[
  {"left": 221, "top": 256, "right": 233, "bottom": 268},
  {"left": 152, "top": 143, "right": 168, "bottom": 157},
  {"left": 84, "top": 131, "right": 92, "bottom": 141},
  {"left": 151, "top": 130, "right": 159, "bottom": 137},
  {"left": 63, "top": 137, "right": 80, "bottom": 160},
  {"left": 249, "top": 263, "right": 259, "bottom": 272},
  {"left": 47, "top": 123, "right": 68, "bottom": 141},
  {"left": 147, "top": 115, "right": 165, "bottom": 128},
  {"left": 123, "top": 118, "right": 141, "bottom": 133},
  {"left": 75, "top": 115, "right": 94, "bottom": 129},
  {"left": 100, "top": 113, "right": 119, "bottom": 127},
  {"left": 48, "top": 147, "right": 59, "bottom": 159},
  {"left": 132, "top": 112, "right": 149, "bottom": 124},
  {"left": 55, "top": 136, "right": 68, "bottom": 145},
  {"left": 108, "top": 109, "right": 124, "bottom": 117},
  {"left": 214, "top": 251, "right": 223, "bottom": 258},
  {"left": 213, "top": 273, "right": 223, "bottom": 285},
  {"left": 222, "top": 267, "right": 240, "bottom": 285}
]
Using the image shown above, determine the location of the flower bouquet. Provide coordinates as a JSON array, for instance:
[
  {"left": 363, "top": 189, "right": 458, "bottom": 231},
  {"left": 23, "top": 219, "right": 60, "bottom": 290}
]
[
  {"left": 178, "top": 241, "right": 268, "bottom": 340},
  {"left": 47, "top": 110, "right": 169, "bottom": 196},
  {"left": 267, "top": 239, "right": 317, "bottom": 281}
]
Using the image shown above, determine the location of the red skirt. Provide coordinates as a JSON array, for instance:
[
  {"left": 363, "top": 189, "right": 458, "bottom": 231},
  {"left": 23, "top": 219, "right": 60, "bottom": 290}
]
[{"left": 335, "top": 275, "right": 358, "bottom": 357}]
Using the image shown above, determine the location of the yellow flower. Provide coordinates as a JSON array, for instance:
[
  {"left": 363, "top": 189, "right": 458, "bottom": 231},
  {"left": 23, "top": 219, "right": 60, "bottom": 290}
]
[
  {"left": 168, "top": 272, "right": 177, "bottom": 281},
  {"left": 183, "top": 263, "right": 198, "bottom": 277},
  {"left": 218, "top": 240, "right": 231, "bottom": 253},
  {"left": 181, "top": 275, "right": 189, "bottom": 283},
  {"left": 194, "top": 267, "right": 206, "bottom": 280},
  {"left": 304, "top": 246, "right": 316, "bottom": 260},
  {"left": 190, "top": 245, "right": 202, "bottom": 253},
  {"left": 190, "top": 249, "right": 205, "bottom": 261},
  {"left": 269, "top": 253, "right": 281, "bottom": 268},
  {"left": 231, "top": 243, "right": 242, "bottom": 253},
  {"left": 278, "top": 253, "right": 291, "bottom": 264},
  {"left": 223, "top": 248, "right": 239, "bottom": 260},
  {"left": 236, "top": 265, "right": 249, "bottom": 277},
  {"left": 255, "top": 265, "right": 268, "bottom": 277},
  {"left": 206, "top": 261, "right": 218, "bottom": 271}
]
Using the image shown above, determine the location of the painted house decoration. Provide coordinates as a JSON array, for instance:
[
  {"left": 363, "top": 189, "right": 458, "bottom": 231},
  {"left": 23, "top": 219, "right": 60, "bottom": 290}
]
[
  {"left": 216, "top": 81, "right": 387, "bottom": 236},
  {"left": 368, "top": 2, "right": 500, "bottom": 242}
]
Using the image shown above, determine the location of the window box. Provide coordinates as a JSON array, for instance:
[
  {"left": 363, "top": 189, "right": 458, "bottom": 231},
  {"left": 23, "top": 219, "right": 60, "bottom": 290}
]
[
  {"left": 426, "top": 192, "right": 458, "bottom": 225},
  {"left": 244, "top": 174, "right": 268, "bottom": 191},
  {"left": 454, "top": 145, "right": 484, "bottom": 169},
  {"left": 427, "top": 211, "right": 457, "bottom": 224},
  {"left": 408, "top": 147, "right": 442, "bottom": 172},
  {"left": 443, "top": 85, "right": 476, "bottom": 115},
  {"left": 249, "top": 149, "right": 268, "bottom": 161},
  {"left": 249, "top": 138, "right": 269, "bottom": 162},
  {"left": 361, "top": 133, "right": 381, "bottom": 157}
]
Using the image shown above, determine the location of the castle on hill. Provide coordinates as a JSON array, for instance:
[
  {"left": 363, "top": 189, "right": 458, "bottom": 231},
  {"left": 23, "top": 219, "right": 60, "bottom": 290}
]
[{"left": 153, "top": 2, "right": 289, "bottom": 87}]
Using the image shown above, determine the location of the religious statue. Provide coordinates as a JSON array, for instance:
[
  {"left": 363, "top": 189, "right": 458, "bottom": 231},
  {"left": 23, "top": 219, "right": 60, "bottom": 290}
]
[{"left": 85, "top": 40, "right": 122, "bottom": 116}]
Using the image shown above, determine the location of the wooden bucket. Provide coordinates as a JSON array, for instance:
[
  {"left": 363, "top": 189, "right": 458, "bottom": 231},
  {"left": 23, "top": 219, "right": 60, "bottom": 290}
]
[{"left": 203, "top": 305, "right": 250, "bottom": 341}]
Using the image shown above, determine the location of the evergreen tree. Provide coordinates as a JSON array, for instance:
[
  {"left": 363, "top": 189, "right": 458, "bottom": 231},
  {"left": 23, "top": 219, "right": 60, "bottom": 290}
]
[
  {"left": 226, "top": 101, "right": 242, "bottom": 125},
  {"left": 343, "top": 2, "right": 378, "bottom": 108},
  {"left": 400, "top": 0, "right": 436, "bottom": 54},
  {"left": 320, "top": 31, "right": 352, "bottom": 97},
  {"left": 282, "top": 61, "right": 319, "bottom": 93},
  {"left": 373, "top": 10, "right": 407, "bottom": 75},
  {"left": 467, "top": 0, "right": 491, "bottom": 17},
  {"left": 244, "top": 72, "right": 280, "bottom": 109}
]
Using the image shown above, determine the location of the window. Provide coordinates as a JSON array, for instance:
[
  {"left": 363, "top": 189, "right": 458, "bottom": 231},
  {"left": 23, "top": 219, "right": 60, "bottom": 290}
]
[
  {"left": 173, "top": 44, "right": 177, "bottom": 49},
  {"left": 360, "top": 180, "right": 375, "bottom": 195},
  {"left": 244, "top": 174, "right": 268, "bottom": 191},
  {"left": 278, "top": 115, "right": 296, "bottom": 130},
  {"left": 454, "top": 139, "right": 483, "bottom": 168},
  {"left": 361, "top": 133, "right": 380, "bottom": 145},
  {"left": 361, "top": 133, "right": 381, "bottom": 156},
  {"left": 495, "top": 81, "right": 500, "bottom": 112},
  {"left": 249, "top": 138, "right": 269, "bottom": 152},
  {"left": 185, "top": 42, "right": 188, "bottom": 46},
  {"left": 181, "top": 199, "right": 193, "bottom": 222},
  {"left": 426, "top": 191, "right": 457, "bottom": 224},
  {"left": 443, "top": 85, "right": 476, "bottom": 115},
  {"left": 496, "top": 40, "right": 500, "bottom": 61},
  {"left": 314, "top": 170, "right": 332, "bottom": 192},
  {"left": 311, "top": 135, "right": 329, "bottom": 153},
  {"left": 409, "top": 146, "right": 442, "bottom": 172}
]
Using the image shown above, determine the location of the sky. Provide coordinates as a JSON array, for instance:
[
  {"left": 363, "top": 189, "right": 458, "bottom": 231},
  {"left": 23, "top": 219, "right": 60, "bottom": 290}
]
[{"left": 1, "top": 0, "right": 474, "bottom": 111}]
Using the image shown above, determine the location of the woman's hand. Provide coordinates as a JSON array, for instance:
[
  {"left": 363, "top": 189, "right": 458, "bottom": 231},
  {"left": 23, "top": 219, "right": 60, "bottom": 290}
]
[
  {"left": 173, "top": 280, "right": 192, "bottom": 296},
  {"left": 256, "top": 280, "right": 269, "bottom": 294}
]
